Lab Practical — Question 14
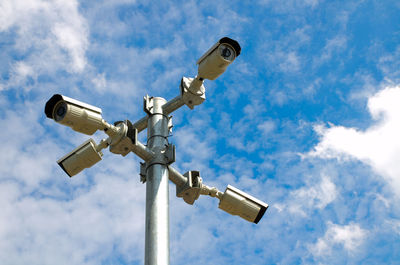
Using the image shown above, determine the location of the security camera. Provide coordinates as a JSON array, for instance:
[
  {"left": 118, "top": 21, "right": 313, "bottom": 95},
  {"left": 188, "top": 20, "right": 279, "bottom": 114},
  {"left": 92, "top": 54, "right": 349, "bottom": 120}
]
[
  {"left": 218, "top": 185, "right": 268, "bottom": 224},
  {"left": 58, "top": 138, "right": 103, "bottom": 177},
  {"left": 197, "top": 37, "right": 241, "bottom": 80},
  {"left": 45, "top": 94, "right": 105, "bottom": 135}
]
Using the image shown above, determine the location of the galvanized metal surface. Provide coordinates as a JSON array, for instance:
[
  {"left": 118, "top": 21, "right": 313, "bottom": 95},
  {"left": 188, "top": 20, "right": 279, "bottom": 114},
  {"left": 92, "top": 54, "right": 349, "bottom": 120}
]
[
  {"left": 162, "top": 95, "right": 184, "bottom": 114},
  {"left": 145, "top": 97, "right": 170, "bottom": 265},
  {"left": 167, "top": 166, "right": 187, "bottom": 187},
  {"left": 132, "top": 115, "right": 148, "bottom": 133}
]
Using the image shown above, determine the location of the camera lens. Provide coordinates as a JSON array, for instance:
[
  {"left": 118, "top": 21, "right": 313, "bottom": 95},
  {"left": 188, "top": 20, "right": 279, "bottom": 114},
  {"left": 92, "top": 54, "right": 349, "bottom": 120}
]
[
  {"left": 219, "top": 44, "right": 235, "bottom": 61},
  {"left": 57, "top": 105, "right": 66, "bottom": 116},
  {"left": 54, "top": 102, "right": 67, "bottom": 121},
  {"left": 222, "top": 47, "right": 231, "bottom": 58}
]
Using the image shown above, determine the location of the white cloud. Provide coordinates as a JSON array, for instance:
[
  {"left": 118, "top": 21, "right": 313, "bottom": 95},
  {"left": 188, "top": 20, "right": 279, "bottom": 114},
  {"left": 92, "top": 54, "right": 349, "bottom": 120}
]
[
  {"left": 259, "top": 0, "right": 320, "bottom": 11},
  {"left": 281, "top": 174, "right": 337, "bottom": 217},
  {"left": 174, "top": 125, "right": 216, "bottom": 172},
  {"left": 258, "top": 120, "right": 276, "bottom": 135},
  {"left": 8, "top": 61, "right": 36, "bottom": 88},
  {"left": 293, "top": 175, "right": 337, "bottom": 209},
  {"left": 268, "top": 89, "right": 288, "bottom": 106},
  {"left": 0, "top": 0, "right": 89, "bottom": 89},
  {"left": 309, "top": 85, "right": 400, "bottom": 195},
  {"left": 13, "top": 61, "right": 34, "bottom": 78},
  {"left": 313, "top": 35, "right": 347, "bottom": 66},
  {"left": 266, "top": 50, "right": 301, "bottom": 74},
  {"left": 309, "top": 222, "right": 367, "bottom": 257},
  {"left": 279, "top": 51, "right": 301, "bottom": 72},
  {"left": 52, "top": 22, "right": 88, "bottom": 72},
  {"left": 386, "top": 219, "right": 400, "bottom": 235},
  {"left": 91, "top": 72, "right": 107, "bottom": 91},
  {"left": 0, "top": 174, "right": 145, "bottom": 265},
  {"left": 379, "top": 46, "right": 400, "bottom": 83}
]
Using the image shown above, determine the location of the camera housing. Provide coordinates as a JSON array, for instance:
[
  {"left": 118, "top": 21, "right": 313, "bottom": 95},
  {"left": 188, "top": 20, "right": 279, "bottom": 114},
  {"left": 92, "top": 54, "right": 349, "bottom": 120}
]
[
  {"left": 57, "top": 138, "right": 103, "bottom": 177},
  {"left": 197, "top": 37, "right": 241, "bottom": 80},
  {"left": 219, "top": 185, "right": 268, "bottom": 224},
  {"left": 45, "top": 94, "right": 105, "bottom": 135}
]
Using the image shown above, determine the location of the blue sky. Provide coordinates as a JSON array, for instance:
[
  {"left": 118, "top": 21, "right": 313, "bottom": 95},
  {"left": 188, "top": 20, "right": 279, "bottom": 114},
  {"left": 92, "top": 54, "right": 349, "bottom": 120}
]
[{"left": 1, "top": 0, "right": 400, "bottom": 264}]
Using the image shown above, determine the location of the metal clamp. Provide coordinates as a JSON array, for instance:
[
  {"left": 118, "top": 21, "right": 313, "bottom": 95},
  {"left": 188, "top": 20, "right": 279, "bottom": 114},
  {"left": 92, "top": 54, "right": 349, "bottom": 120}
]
[
  {"left": 164, "top": 144, "right": 175, "bottom": 164},
  {"left": 140, "top": 162, "right": 147, "bottom": 183},
  {"left": 168, "top": 116, "right": 173, "bottom": 135},
  {"left": 143, "top": 95, "right": 154, "bottom": 114},
  {"left": 139, "top": 144, "right": 175, "bottom": 183}
]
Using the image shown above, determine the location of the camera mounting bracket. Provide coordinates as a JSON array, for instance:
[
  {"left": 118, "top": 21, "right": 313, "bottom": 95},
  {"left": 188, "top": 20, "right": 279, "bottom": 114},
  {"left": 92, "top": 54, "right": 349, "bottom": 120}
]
[{"left": 180, "top": 77, "right": 206, "bottom": 109}]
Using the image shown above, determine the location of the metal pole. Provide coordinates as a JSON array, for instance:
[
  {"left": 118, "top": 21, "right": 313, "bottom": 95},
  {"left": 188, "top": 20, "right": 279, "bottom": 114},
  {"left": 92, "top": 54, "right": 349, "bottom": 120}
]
[{"left": 145, "top": 97, "right": 170, "bottom": 265}]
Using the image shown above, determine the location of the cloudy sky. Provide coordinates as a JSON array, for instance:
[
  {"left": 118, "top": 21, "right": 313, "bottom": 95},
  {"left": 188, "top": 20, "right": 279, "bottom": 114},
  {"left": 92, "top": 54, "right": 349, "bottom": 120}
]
[{"left": 1, "top": 0, "right": 400, "bottom": 264}]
